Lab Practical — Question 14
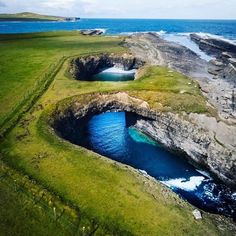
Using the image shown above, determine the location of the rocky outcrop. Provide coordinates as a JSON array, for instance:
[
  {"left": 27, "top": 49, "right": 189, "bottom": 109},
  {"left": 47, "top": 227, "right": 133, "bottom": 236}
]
[
  {"left": 125, "top": 33, "right": 211, "bottom": 78},
  {"left": 69, "top": 53, "right": 144, "bottom": 81},
  {"left": 190, "top": 33, "right": 236, "bottom": 58},
  {"left": 190, "top": 33, "right": 236, "bottom": 86},
  {"left": 80, "top": 29, "right": 104, "bottom": 36},
  {"left": 125, "top": 33, "right": 236, "bottom": 119},
  {"left": 51, "top": 92, "right": 236, "bottom": 188},
  {"left": 135, "top": 111, "right": 236, "bottom": 187}
]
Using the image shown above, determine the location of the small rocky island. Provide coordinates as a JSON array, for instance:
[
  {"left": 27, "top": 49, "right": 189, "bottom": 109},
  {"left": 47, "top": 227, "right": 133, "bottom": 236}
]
[{"left": 80, "top": 29, "right": 105, "bottom": 36}]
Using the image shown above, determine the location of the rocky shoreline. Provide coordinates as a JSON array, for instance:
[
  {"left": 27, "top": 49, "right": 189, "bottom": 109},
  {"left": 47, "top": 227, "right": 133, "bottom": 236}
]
[{"left": 125, "top": 33, "right": 236, "bottom": 120}]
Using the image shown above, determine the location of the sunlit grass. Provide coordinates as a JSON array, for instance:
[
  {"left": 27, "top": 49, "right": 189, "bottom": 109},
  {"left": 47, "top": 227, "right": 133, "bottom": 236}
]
[
  {"left": 0, "top": 31, "right": 126, "bottom": 127},
  {"left": 0, "top": 31, "right": 225, "bottom": 235}
]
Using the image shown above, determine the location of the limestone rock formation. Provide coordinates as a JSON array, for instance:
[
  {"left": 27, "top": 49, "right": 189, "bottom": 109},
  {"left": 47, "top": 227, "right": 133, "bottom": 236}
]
[
  {"left": 190, "top": 33, "right": 236, "bottom": 87},
  {"left": 69, "top": 53, "right": 144, "bottom": 80},
  {"left": 51, "top": 93, "right": 236, "bottom": 187},
  {"left": 190, "top": 33, "right": 236, "bottom": 57},
  {"left": 80, "top": 29, "right": 104, "bottom": 36}
]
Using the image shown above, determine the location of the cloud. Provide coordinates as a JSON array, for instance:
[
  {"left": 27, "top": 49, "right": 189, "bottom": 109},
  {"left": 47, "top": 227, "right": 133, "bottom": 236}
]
[
  {"left": 41, "top": 0, "right": 76, "bottom": 9},
  {"left": 0, "top": 0, "right": 81, "bottom": 16},
  {"left": 80, "top": 0, "right": 122, "bottom": 16},
  {"left": 0, "top": 0, "right": 235, "bottom": 19},
  {"left": 0, "top": 1, "right": 6, "bottom": 7}
]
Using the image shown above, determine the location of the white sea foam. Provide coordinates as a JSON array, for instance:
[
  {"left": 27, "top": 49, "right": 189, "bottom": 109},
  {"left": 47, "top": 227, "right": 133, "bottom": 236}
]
[
  {"left": 101, "top": 67, "right": 136, "bottom": 74},
  {"left": 94, "top": 28, "right": 107, "bottom": 34},
  {"left": 161, "top": 176, "right": 205, "bottom": 191},
  {"left": 139, "top": 169, "right": 149, "bottom": 177},
  {"left": 156, "top": 30, "right": 167, "bottom": 36},
  {"left": 119, "top": 30, "right": 166, "bottom": 36},
  {"left": 232, "top": 192, "right": 236, "bottom": 200}
]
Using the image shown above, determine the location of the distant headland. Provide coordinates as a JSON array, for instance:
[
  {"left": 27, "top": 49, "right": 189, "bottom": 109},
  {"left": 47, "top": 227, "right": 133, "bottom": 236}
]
[{"left": 0, "top": 12, "right": 80, "bottom": 22}]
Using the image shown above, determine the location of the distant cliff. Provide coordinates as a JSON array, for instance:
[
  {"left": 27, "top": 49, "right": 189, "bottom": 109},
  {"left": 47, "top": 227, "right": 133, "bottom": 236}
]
[{"left": 0, "top": 12, "right": 80, "bottom": 22}]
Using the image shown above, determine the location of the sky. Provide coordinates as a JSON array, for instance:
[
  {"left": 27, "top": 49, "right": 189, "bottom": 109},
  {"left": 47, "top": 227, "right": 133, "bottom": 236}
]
[{"left": 0, "top": 0, "right": 236, "bottom": 19}]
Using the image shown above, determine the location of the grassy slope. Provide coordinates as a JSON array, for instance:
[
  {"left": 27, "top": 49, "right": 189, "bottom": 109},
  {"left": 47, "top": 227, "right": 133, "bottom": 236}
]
[
  {"left": 0, "top": 32, "right": 233, "bottom": 235},
  {"left": 0, "top": 161, "right": 81, "bottom": 236},
  {"left": 0, "top": 31, "right": 125, "bottom": 133},
  {"left": 0, "top": 180, "right": 71, "bottom": 236},
  {"left": 0, "top": 12, "right": 65, "bottom": 21}
]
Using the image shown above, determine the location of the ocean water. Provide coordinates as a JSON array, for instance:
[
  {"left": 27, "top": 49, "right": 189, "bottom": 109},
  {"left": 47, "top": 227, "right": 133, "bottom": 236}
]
[
  {"left": 1, "top": 19, "right": 236, "bottom": 41},
  {"left": 60, "top": 111, "right": 236, "bottom": 219},
  {"left": 1, "top": 19, "right": 235, "bottom": 61}
]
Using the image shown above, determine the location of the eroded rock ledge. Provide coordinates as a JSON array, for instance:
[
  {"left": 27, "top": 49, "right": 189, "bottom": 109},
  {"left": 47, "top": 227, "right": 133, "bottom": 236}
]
[
  {"left": 69, "top": 53, "right": 145, "bottom": 80},
  {"left": 50, "top": 92, "right": 236, "bottom": 188},
  {"left": 190, "top": 33, "right": 236, "bottom": 85},
  {"left": 125, "top": 33, "right": 236, "bottom": 120}
]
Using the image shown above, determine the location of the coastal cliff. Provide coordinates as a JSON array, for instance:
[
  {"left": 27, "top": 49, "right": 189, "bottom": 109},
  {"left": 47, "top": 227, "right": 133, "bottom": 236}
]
[
  {"left": 51, "top": 92, "right": 236, "bottom": 187},
  {"left": 65, "top": 37, "right": 236, "bottom": 187},
  {"left": 69, "top": 53, "right": 144, "bottom": 80}
]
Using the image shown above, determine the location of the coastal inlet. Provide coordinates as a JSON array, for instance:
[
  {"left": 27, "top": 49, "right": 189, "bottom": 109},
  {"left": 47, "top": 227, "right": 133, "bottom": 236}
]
[
  {"left": 51, "top": 93, "right": 236, "bottom": 220},
  {"left": 68, "top": 54, "right": 144, "bottom": 81}
]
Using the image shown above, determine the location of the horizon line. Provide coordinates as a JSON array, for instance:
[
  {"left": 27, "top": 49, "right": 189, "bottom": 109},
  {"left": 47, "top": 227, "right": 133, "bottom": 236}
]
[
  {"left": 0, "top": 12, "right": 236, "bottom": 21},
  {"left": 80, "top": 17, "right": 236, "bottom": 20}
]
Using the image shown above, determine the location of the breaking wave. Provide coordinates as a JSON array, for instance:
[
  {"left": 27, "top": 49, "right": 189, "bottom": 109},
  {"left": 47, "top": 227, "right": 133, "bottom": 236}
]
[{"left": 161, "top": 176, "right": 205, "bottom": 191}]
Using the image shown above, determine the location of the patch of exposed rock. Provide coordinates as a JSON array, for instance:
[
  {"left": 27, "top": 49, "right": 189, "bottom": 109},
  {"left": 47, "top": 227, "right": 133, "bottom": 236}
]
[
  {"left": 80, "top": 29, "right": 104, "bottom": 36},
  {"left": 125, "top": 33, "right": 211, "bottom": 78},
  {"left": 125, "top": 33, "right": 236, "bottom": 120},
  {"left": 190, "top": 33, "right": 236, "bottom": 86},
  {"left": 69, "top": 53, "right": 144, "bottom": 80},
  {"left": 190, "top": 33, "right": 236, "bottom": 58},
  {"left": 51, "top": 92, "right": 236, "bottom": 187}
]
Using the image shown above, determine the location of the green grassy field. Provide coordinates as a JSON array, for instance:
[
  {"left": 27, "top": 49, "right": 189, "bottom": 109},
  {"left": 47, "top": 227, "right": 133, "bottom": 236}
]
[
  {"left": 0, "top": 12, "right": 67, "bottom": 21},
  {"left": 0, "top": 31, "right": 234, "bottom": 235},
  {"left": 0, "top": 31, "right": 125, "bottom": 136},
  {"left": 0, "top": 160, "right": 83, "bottom": 236}
]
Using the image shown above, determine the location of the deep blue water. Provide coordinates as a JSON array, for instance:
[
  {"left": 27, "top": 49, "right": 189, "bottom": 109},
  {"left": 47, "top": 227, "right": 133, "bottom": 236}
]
[
  {"left": 72, "top": 111, "right": 236, "bottom": 219},
  {"left": 0, "top": 19, "right": 236, "bottom": 41}
]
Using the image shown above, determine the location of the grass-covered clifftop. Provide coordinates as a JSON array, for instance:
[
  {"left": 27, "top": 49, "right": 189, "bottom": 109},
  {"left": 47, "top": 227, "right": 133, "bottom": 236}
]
[
  {"left": 0, "top": 12, "right": 76, "bottom": 21},
  {"left": 0, "top": 31, "right": 234, "bottom": 235},
  {"left": 0, "top": 31, "right": 125, "bottom": 136}
]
